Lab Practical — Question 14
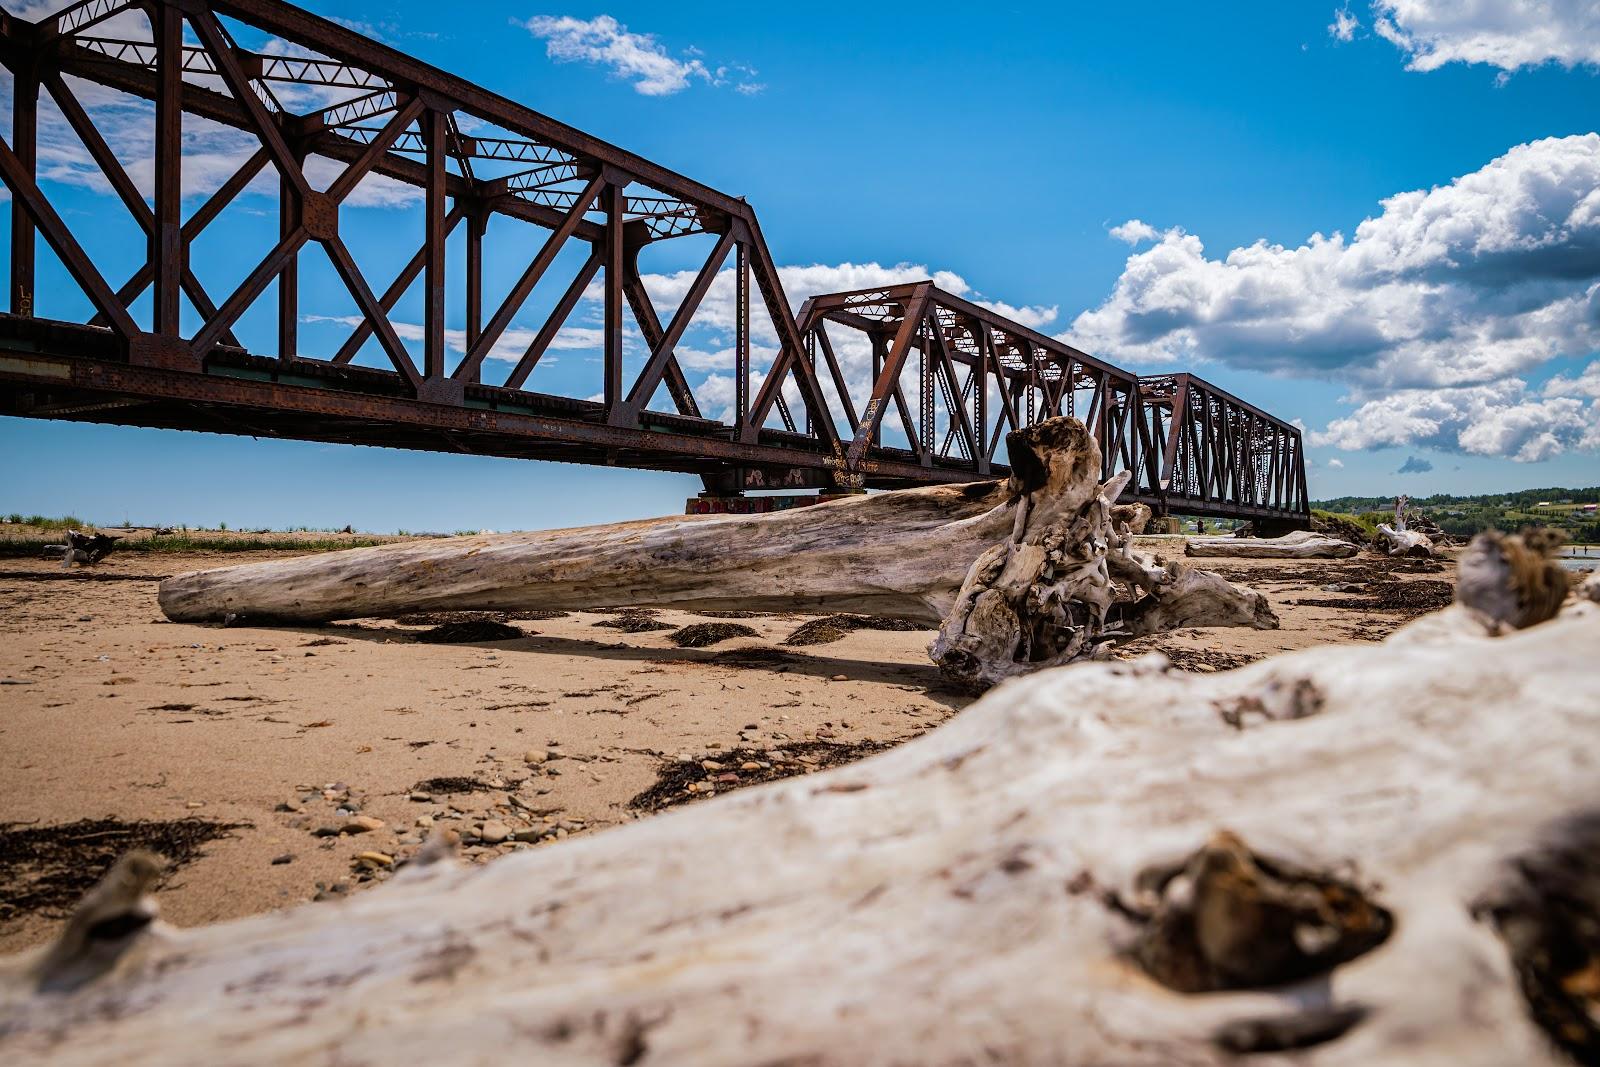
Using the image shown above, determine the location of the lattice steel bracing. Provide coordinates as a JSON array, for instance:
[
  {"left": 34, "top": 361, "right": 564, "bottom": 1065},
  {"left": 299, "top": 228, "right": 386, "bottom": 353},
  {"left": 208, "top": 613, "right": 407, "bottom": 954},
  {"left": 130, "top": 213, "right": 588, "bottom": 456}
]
[
  {"left": 796, "top": 283, "right": 1150, "bottom": 487},
  {"left": 0, "top": 0, "right": 1307, "bottom": 523},
  {"left": 1135, "top": 374, "right": 1310, "bottom": 520}
]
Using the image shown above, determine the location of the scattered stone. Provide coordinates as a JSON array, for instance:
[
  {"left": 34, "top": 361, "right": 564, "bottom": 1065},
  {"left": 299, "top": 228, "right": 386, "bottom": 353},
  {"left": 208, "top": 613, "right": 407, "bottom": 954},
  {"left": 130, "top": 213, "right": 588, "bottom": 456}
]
[
  {"left": 345, "top": 815, "right": 385, "bottom": 834},
  {"left": 523, "top": 749, "right": 548, "bottom": 765},
  {"left": 270, "top": 853, "right": 294, "bottom": 865},
  {"left": 478, "top": 820, "right": 511, "bottom": 845},
  {"left": 354, "top": 851, "right": 394, "bottom": 870}
]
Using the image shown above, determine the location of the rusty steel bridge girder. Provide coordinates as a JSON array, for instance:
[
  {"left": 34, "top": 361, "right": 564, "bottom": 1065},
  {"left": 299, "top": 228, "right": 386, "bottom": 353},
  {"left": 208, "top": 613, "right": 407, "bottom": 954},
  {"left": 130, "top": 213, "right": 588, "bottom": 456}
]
[{"left": 0, "top": 0, "right": 1308, "bottom": 523}]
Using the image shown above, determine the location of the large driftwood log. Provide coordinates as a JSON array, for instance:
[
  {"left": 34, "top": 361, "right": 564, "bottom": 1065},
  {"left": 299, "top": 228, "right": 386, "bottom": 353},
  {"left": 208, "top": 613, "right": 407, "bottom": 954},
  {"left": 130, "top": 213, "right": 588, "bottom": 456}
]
[
  {"left": 1185, "top": 529, "right": 1358, "bottom": 559},
  {"left": 159, "top": 477, "right": 1015, "bottom": 624},
  {"left": 157, "top": 422, "right": 1274, "bottom": 691},
  {"left": 4, "top": 591, "right": 1599, "bottom": 1064}
]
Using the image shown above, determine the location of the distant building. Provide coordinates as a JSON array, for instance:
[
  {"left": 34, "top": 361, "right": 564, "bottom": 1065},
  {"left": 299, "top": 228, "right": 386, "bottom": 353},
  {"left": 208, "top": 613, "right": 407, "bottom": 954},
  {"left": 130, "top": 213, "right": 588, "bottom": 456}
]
[{"left": 1583, "top": 503, "right": 1598, "bottom": 514}]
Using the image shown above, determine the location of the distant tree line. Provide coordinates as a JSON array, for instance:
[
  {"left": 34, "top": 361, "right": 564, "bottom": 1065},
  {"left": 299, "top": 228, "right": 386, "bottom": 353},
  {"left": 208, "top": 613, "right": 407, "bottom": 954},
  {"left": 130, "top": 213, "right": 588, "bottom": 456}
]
[{"left": 1311, "top": 486, "right": 1600, "bottom": 544}]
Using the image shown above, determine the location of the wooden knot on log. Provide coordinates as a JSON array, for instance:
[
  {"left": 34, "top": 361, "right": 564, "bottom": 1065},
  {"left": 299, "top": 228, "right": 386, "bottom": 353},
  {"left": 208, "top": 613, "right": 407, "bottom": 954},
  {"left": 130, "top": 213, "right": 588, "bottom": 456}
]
[
  {"left": 1458, "top": 528, "right": 1571, "bottom": 631},
  {"left": 1472, "top": 808, "right": 1600, "bottom": 1065},
  {"left": 1121, "top": 830, "right": 1393, "bottom": 995},
  {"left": 28, "top": 850, "right": 167, "bottom": 994}
]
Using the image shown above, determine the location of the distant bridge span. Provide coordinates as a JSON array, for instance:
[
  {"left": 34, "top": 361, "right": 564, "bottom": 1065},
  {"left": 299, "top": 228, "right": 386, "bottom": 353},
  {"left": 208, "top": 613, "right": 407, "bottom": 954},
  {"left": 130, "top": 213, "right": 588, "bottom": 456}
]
[{"left": 0, "top": 0, "right": 1308, "bottom": 526}]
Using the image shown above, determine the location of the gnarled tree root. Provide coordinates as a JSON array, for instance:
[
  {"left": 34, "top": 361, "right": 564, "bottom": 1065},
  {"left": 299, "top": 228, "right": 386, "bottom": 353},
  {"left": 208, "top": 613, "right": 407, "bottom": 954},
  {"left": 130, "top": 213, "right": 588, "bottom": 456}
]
[{"left": 931, "top": 420, "right": 1278, "bottom": 691}]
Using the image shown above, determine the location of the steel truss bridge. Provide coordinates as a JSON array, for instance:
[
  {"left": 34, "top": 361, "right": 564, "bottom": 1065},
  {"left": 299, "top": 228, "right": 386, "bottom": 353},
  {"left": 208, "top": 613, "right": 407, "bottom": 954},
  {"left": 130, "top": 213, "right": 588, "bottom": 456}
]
[{"left": 0, "top": 0, "right": 1308, "bottom": 525}]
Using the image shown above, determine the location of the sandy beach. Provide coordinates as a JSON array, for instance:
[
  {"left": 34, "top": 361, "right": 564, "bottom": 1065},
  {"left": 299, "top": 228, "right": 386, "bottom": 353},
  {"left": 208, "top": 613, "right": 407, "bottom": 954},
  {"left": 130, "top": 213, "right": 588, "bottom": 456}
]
[{"left": 0, "top": 536, "right": 1455, "bottom": 955}]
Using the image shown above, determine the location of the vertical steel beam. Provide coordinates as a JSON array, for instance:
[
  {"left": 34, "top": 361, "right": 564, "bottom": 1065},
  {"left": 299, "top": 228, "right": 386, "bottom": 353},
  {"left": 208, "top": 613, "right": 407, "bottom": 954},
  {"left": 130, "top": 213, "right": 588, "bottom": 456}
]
[
  {"left": 277, "top": 150, "right": 301, "bottom": 359},
  {"left": 869, "top": 332, "right": 885, "bottom": 448},
  {"left": 735, "top": 240, "right": 749, "bottom": 428},
  {"left": 465, "top": 209, "right": 484, "bottom": 353},
  {"left": 602, "top": 180, "right": 626, "bottom": 411},
  {"left": 9, "top": 58, "right": 37, "bottom": 316},
  {"left": 152, "top": 1, "right": 183, "bottom": 338},
  {"left": 423, "top": 107, "right": 447, "bottom": 381}
]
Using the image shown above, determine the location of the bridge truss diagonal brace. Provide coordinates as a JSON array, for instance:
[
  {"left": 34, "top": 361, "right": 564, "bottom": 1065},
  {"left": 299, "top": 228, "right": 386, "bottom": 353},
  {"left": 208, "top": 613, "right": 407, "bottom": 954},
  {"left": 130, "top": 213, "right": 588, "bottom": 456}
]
[
  {"left": 0, "top": 126, "right": 140, "bottom": 342},
  {"left": 611, "top": 225, "right": 736, "bottom": 425},
  {"left": 737, "top": 212, "right": 842, "bottom": 454},
  {"left": 842, "top": 284, "right": 933, "bottom": 469}
]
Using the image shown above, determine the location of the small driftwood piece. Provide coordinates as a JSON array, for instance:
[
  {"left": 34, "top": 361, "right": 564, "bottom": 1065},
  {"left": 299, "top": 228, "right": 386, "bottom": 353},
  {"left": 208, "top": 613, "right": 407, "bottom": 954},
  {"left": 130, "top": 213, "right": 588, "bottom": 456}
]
[
  {"left": 4, "top": 583, "right": 1599, "bottom": 1065},
  {"left": 930, "top": 420, "right": 1278, "bottom": 691},
  {"left": 42, "top": 530, "right": 121, "bottom": 567},
  {"left": 1378, "top": 495, "right": 1436, "bottom": 558},
  {"left": 1185, "top": 529, "right": 1358, "bottom": 559}
]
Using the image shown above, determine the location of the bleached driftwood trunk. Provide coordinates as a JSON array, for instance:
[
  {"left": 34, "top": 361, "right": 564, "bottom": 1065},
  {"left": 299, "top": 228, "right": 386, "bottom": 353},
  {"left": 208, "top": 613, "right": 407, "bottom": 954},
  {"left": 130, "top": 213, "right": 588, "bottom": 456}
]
[
  {"left": 4, "top": 589, "right": 1598, "bottom": 1065},
  {"left": 1185, "top": 529, "right": 1358, "bottom": 559},
  {"left": 157, "top": 421, "right": 1275, "bottom": 690},
  {"left": 159, "top": 476, "right": 1014, "bottom": 625},
  {"left": 1378, "top": 495, "right": 1436, "bottom": 558}
]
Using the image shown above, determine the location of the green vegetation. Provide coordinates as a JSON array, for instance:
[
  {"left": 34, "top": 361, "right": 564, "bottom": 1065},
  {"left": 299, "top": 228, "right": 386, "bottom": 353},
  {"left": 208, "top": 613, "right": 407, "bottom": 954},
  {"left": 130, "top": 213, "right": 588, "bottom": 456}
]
[
  {"left": 1312, "top": 508, "right": 1382, "bottom": 539},
  {"left": 3, "top": 514, "right": 86, "bottom": 530},
  {"left": 0, "top": 513, "right": 399, "bottom": 557},
  {"left": 1312, "top": 486, "right": 1600, "bottom": 544}
]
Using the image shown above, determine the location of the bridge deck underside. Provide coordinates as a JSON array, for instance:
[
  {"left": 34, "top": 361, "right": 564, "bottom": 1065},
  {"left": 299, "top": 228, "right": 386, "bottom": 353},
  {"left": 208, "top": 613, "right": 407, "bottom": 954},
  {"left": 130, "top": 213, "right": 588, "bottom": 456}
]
[
  {"left": 2, "top": 319, "right": 1302, "bottom": 523},
  {"left": 0, "top": 317, "right": 971, "bottom": 489}
]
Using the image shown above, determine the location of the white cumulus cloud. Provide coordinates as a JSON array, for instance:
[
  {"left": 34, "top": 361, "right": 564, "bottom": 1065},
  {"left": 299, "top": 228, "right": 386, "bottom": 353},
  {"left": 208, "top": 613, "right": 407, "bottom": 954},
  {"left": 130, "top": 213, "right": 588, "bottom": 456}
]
[
  {"left": 519, "top": 15, "right": 762, "bottom": 96},
  {"left": 1070, "top": 135, "right": 1600, "bottom": 461},
  {"left": 1329, "top": 6, "right": 1361, "bottom": 42},
  {"left": 1371, "top": 0, "right": 1600, "bottom": 73},
  {"left": 1311, "top": 378, "right": 1600, "bottom": 461},
  {"left": 1109, "top": 219, "right": 1160, "bottom": 244}
]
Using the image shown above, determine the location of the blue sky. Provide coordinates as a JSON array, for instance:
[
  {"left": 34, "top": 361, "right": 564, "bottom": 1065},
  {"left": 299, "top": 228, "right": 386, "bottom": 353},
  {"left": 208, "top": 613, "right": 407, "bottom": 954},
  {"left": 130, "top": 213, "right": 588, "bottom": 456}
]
[{"left": 4, "top": 0, "right": 1599, "bottom": 530}]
